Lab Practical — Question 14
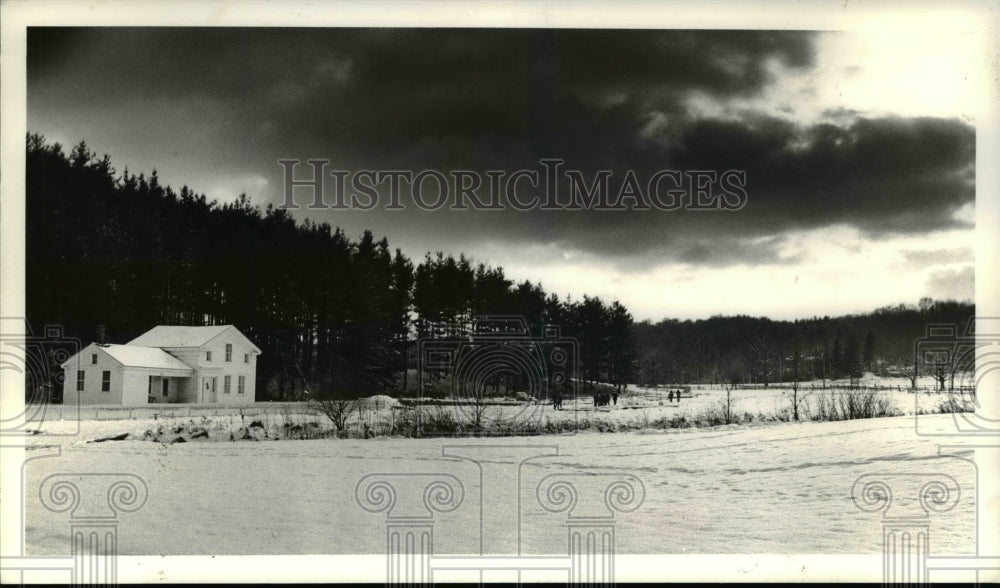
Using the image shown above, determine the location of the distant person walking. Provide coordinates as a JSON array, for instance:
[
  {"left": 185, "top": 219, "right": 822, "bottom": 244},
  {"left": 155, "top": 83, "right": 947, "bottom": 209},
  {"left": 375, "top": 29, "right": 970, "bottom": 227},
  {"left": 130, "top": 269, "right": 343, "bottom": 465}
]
[
  {"left": 667, "top": 390, "right": 674, "bottom": 403},
  {"left": 675, "top": 389, "right": 682, "bottom": 404}
]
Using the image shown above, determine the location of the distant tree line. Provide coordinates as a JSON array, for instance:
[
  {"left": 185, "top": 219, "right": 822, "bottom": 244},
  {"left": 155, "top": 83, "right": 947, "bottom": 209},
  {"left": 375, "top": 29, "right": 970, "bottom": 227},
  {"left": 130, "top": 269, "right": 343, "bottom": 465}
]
[
  {"left": 25, "top": 135, "right": 636, "bottom": 402},
  {"left": 633, "top": 297, "right": 974, "bottom": 387}
]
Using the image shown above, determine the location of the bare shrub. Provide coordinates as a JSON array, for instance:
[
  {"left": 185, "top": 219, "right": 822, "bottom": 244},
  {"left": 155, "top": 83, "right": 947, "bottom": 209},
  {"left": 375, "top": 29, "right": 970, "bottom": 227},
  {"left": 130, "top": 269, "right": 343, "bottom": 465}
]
[
  {"left": 782, "top": 381, "right": 808, "bottom": 422},
  {"left": 810, "top": 389, "right": 901, "bottom": 421},
  {"left": 696, "top": 403, "right": 729, "bottom": 427},
  {"left": 424, "top": 406, "right": 463, "bottom": 435},
  {"left": 936, "top": 396, "right": 975, "bottom": 414},
  {"left": 312, "top": 398, "right": 358, "bottom": 435}
]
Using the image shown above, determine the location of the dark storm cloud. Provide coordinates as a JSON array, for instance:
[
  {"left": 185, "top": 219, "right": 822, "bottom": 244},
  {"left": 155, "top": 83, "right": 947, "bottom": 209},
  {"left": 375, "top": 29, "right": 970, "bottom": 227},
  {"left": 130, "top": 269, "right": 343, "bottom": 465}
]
[
  {"left": 27, "top": 27, "right": 815, "bottom": 160},
  {"left": 27, "top": 28, "right": 973, "bottom": 268},
  {"left": 663, "top": 114, "right": 975, "bottom": 235}
]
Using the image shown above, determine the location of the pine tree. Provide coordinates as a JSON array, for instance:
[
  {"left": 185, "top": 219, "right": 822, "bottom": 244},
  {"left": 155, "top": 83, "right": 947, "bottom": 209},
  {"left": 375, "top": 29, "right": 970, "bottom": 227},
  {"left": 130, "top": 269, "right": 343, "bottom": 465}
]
[{"left": 863, "top": 331, "right": 875, "bottom": 372}]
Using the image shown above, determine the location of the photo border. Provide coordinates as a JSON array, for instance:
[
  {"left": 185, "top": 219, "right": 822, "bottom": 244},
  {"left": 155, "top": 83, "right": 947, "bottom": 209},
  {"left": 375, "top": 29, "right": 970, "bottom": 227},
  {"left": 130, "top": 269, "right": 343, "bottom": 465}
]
[{"left": 2, "top": 0, "right": 997, "bottom": 583}]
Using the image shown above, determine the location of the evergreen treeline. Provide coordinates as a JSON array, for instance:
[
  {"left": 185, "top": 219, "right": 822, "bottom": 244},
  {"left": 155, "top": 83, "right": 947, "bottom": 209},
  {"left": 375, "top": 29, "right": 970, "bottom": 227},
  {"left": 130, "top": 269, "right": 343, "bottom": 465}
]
[
  {"left": 633, "top": 297, "right": 974, "bottom": 387},
  {"left": 26, "top": 135, "right": 636, "bottom": 401},
  {"left": 25, "top": 135, "right": 972, "bottom": 401}
]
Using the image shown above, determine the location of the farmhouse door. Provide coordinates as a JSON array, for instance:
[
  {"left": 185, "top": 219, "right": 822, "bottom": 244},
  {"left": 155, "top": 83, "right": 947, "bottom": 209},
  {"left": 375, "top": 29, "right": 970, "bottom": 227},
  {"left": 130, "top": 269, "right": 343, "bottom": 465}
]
[{"left": 202, "top": 377, "right": 218, "bottom": 403}]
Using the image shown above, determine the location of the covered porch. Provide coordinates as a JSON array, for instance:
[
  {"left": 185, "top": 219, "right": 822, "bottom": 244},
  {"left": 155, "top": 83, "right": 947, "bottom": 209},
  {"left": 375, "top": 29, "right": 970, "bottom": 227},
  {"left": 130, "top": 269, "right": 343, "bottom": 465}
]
[{"left": 146, "top": 374, "right": 191, "bottom": 404}]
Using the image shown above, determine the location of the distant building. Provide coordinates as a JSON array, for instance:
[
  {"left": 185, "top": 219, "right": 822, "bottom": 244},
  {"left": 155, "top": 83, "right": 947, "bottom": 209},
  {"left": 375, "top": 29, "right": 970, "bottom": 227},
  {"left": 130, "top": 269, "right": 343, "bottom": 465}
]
[{"left": 60, "top": 325, "right": 261, "bottom": 405}]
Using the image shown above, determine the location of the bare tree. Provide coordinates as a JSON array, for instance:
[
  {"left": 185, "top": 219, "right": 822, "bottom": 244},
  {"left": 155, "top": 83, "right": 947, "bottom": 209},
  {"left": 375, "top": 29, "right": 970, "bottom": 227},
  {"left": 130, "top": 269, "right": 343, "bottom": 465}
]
[
  {"left": 461, "top": 379, "right": 492, "bottom": 430},
  {"left": 307, "top": 365, "right": 363, "bottom": 434},
  {"left": 934, "top": 365, "right": 947, "bottom": 392},
  {"left": 721, "top": 364, "right": 745, "bottom": 425},
  {"left": 746, "top": 334, "right": 778, "bottom": 387},
  {"left": 782, "top": 348, "right": 806, "bottom": 421},
  {"left": 900, "top": 354, "right": 920, "bottom": 392},
  {"left": 722, "top": 381, "right": 735, "bottom": 425}
]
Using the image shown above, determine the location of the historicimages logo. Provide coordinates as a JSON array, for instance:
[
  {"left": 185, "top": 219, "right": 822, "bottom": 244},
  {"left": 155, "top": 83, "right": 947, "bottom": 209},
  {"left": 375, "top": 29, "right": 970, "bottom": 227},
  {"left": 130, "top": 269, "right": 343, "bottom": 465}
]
[{"left": 278, "top": 158, "right": 748, "bottom": 212}]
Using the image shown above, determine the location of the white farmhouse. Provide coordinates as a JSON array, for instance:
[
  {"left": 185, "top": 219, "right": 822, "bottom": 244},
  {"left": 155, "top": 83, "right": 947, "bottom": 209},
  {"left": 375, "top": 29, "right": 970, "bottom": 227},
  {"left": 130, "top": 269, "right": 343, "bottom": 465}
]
[{"left": 60, "top": 325, "right": 261, "bottom": 405}]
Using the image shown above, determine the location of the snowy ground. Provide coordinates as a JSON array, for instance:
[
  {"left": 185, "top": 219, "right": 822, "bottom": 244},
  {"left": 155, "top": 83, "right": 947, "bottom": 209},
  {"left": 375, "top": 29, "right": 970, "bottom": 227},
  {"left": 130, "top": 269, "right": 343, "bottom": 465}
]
[{"left": 22, "top": 411, "right": 979, "bottom": 557}]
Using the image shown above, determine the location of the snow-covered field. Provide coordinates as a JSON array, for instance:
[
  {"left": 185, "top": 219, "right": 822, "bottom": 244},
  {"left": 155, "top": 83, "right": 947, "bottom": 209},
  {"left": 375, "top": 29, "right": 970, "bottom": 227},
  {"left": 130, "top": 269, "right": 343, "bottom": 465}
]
[{"left": 22, "top": 410, "right": 979, "bottom": 558}]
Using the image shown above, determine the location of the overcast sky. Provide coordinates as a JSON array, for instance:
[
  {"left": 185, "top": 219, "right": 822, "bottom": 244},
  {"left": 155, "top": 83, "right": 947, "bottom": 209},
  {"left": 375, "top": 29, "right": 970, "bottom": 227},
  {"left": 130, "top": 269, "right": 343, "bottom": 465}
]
[{"left": 27, "top": 28, "right": 976, "bottom": 322}]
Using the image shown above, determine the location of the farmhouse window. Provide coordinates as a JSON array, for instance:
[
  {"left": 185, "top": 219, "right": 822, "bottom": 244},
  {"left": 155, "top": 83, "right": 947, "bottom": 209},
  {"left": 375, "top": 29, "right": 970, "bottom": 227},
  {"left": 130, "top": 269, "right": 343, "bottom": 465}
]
[
  {"left": 224, "top": 375, "right": 231, "bottom": 394},
  {"left": 225, "top": 344, "right": 232, "bottom": 362},
  {"left": 244, "top": 353, "right": 249, "bottom": 364},
  {"left": 162, "top": 379, "right": 169, "bottom": 397},
  {"left": 101, "top": 370, "right": 111, "bottom": 392},
  {"left": 206, "top": 350, "right": 212, "bottom": 361},
  {"left": 91, "top": 353, "right": 97, "bottom": 365},
  {"left": 76, "top": 370, "right": 85, "bottom": 392},
  {"left": 238, "top": 375, "right": 245, "bottom": 394}
]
